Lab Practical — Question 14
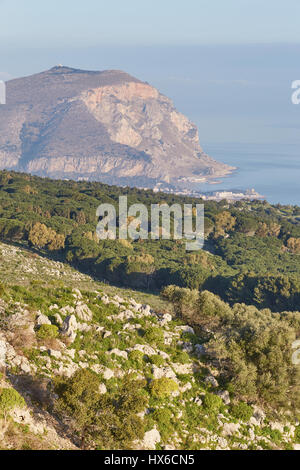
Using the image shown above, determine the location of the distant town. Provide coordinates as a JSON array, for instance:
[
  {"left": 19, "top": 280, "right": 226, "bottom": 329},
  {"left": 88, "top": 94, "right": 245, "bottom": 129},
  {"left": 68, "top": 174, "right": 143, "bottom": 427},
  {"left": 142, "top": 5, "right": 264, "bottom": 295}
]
[{"left": 153, "top": 185, "right": 264, "bottom": 202}]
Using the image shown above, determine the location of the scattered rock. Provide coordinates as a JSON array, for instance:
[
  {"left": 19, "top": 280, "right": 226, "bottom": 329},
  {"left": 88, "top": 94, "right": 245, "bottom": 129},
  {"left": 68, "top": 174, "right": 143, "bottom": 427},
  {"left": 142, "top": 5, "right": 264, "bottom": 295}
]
[
  {"left": 217, "top": 390, "right": 231, "bottom": 405},
  {"left": 60, "top": 305, "right": 75, "bottom": 316},
  {"left": 54, "top": 313, "right": 63, "bottom": 325},
  {"left": 48, "top": 349, "right": 62, "bottom": 359},
  {"left": 205, "top": 375, "right": 219, "bottom": 388},
  {"left": 10, "top": 407, "right": 45, "bottom": 435},
  {"left": 152, "top": 366, "right": 177, "bottom": 380},
  {"left": 75, "top": 303, "right": 93, "bottom": 322},
  {"left": 131, "top": 344, "right": 156, "bottom": 356},
  {"left": 99, "top": 383, "right": 107, "bottom": 394},
  {"left": 194, "top": 397, "right": 202, "bottom": 406},
  {"left": 0, "top": 339, "right": 6, "bottom": 367},
  {"left": 176, "top": 325, "right": 195, "bottom": 335},
  {"left": 138, "top": 428, "right": 161, "bottom": 450},
  {"left": 72, "top": 288, "right": 82, "bottom": 299},
  {"left": 109, "top": 349, "right": 128, "bottom": 360},
  {"left": 222, "top": 423, "right": 240, "bottom": 437},
  {"left": 36, "top": 313, "right": 51, "bottom": 326},
  {"left": 60, "top": 315, "right": 77, "bottom": 343},
  {"left": 252, "top": 406, "right": 265, "bottom": 425},
  {"left": 172, "top": 363, "right": 194, "bottom": 375}
]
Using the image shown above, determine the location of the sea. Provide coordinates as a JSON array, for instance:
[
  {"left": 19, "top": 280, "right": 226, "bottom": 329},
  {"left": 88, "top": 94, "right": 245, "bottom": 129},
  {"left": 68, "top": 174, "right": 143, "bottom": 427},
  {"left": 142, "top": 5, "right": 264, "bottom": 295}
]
[{"left": 199, "top": 142, "right": 300, "bottom": 206}]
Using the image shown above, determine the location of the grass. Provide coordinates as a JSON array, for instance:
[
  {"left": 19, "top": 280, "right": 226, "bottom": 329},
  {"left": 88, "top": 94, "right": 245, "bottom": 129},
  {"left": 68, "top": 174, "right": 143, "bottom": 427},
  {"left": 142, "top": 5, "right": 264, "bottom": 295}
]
[{"left": 0, "top": 241, "right": 172, "bottom": 314}]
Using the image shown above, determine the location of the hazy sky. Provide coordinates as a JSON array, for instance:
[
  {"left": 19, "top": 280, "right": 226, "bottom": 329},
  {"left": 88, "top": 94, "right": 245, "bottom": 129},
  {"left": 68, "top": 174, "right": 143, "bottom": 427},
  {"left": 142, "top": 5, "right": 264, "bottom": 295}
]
[
  {"left": 1, "top": 1, "right": 300, "bottom": 146},
  {"left": 1, "top": 0, "right": 300, "bottom": 46}
]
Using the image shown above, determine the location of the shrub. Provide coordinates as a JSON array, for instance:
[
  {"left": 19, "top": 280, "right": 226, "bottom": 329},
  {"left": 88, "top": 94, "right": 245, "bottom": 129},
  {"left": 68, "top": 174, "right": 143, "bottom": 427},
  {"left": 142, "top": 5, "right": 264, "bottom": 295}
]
[
  {"left": 203, "top": 393, "right": 223, "bottom": 413},
  {"left": 117, "top": 378, "right": 148, "bottom": 414},
  {"left": 55, "top": 371, "right": 146, "bottom": 449},
  {"left": 171, "top": 350, "right": 190, "bottom": 364},
  {"left": 152, "top": 408, "right": 174, "bottom": 440},
  {"left": 149, "top": 378, "right": 178, "bottom": 398},
  {"left": 0, "top": 388, "right": 25, "bottom": 412},
  {"left": 55, "top": 369, "right": 101, "bottom": 448},
  {"left": 128, "top": 350, "right": 145, "bottom": 368},
  {"left": 143, "top": 327, "right": 164, "bottom": 346},
  {"left": 230, "top": 402, "right": 253, "bottom": 422},
  {"left": 36, "top": 324, "right": 59, "bottom": 340},
  {"left": 149, "top": 355, "right": 165, "bottom": 367}
]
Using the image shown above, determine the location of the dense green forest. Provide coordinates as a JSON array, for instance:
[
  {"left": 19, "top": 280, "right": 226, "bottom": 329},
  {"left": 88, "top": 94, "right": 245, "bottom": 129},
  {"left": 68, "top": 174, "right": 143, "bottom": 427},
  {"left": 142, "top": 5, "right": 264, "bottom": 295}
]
[{"left": 1, "top": 170, "right": 300, "bottom": 311}]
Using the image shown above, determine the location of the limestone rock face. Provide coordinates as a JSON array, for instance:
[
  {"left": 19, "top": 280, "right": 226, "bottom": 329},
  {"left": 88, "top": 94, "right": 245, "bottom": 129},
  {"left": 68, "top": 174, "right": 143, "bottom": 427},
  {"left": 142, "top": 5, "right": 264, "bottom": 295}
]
[{"left": 0, "top": 66, "right": 233, "bottom": 189}]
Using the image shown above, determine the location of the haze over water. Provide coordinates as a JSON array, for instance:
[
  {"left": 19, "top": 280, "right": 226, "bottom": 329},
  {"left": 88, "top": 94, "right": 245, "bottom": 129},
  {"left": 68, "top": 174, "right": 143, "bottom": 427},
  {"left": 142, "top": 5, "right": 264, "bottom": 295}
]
[{"left": 200, "top": 142, "right": 300, "bottom": 205}]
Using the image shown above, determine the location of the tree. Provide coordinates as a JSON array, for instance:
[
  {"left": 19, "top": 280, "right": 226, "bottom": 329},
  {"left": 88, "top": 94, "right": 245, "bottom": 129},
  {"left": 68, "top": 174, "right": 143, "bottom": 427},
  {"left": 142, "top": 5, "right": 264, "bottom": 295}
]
[
  {"left": 28, "top": 222, "right": 65, "bottom": 250},
  {"left": 55, "top": 371, "right": 146, "bottom": 449},
  {"left": 75, "top": 211, "right": 86, "bottom": 225},
  {"left": 48, "top": 232, "right": 65, "bottom": 251},
  {"left": 287, "top": 237, "right": 300, "bottom": 254},
  {"left": 28, "top": 222, "right": 51, "bottom": 248},
  {"left": 54, "top": 369, "right": 101, "bottom": 449}
]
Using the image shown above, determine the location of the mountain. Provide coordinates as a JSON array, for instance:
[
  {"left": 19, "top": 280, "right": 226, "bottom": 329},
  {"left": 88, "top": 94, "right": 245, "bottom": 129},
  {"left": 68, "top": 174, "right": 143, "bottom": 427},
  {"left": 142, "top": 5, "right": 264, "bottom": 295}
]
[{"left": 0, "top": 66, "right": 233, "bottom": 188}]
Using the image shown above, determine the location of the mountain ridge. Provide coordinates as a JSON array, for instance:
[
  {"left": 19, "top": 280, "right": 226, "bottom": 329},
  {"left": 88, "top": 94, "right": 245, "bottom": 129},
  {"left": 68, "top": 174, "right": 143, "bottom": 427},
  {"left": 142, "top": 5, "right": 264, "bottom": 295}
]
[{"left": 0, "top": 65, "right": 234, "bottom": 188}]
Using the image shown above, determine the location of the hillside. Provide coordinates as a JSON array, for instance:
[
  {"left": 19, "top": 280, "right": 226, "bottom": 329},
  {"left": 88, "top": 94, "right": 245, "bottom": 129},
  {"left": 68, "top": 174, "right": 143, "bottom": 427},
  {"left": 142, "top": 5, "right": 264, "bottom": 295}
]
[
  {"left": 2, "top": 171, "right": 300, "bottom": 311},
  {"left": 0, "top": 242, "right": 299, "bottom": 450},
  {"left": 0, "top": 66, "right": 233, "bottom": 189}
]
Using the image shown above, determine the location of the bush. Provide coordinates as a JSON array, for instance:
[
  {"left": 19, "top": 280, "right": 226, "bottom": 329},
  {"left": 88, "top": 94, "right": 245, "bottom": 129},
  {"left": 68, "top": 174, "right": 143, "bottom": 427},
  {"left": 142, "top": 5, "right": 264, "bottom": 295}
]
[
  {"left": 149, "top": 378, "right": 178, "bottom": 398},
  {"left": 171, "top": 350, "right": 190, "bottom": 364},
  {"left": 230, "top": 402, "right": 253, "bottom": 422},
  {"left": 55, "top": 371, "right": 146, "bottom": 449},
  {"left": 143, "top": 327, "right": 164, "bottom": 346},
  {"left": 36, "top": 324, "right": 59, "bottom": 340},
  {"left": 149, "top": 355, "right": 165, "bottom": 367},
  {"left": 203, "top": 393, "right": 223, "bottom": 413},
  {"left": 55, "top": 369, "right": 101, "bottom": 448},
  {"left": 128, "top": 350, "right": 145, "bottom": 368},
  {"left": 0, "top": 388, "right": 26, "bottom": 412},
  {"left": 152, "top": 408, "right": 174, "bottom": 440}
]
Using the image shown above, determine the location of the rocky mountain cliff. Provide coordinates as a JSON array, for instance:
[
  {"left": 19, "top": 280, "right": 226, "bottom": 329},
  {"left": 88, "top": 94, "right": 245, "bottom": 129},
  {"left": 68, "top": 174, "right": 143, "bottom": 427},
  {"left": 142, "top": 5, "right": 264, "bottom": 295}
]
[{"left": 0, "top": 66, "right": 233, "bottom": 188}]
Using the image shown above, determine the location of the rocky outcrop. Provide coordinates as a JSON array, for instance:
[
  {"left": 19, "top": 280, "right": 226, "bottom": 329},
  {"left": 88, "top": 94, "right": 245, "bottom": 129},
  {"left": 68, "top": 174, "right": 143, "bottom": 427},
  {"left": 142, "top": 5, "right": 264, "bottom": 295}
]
[{"left": 0, "top": 66, "right": 233, "bottom": 189}]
